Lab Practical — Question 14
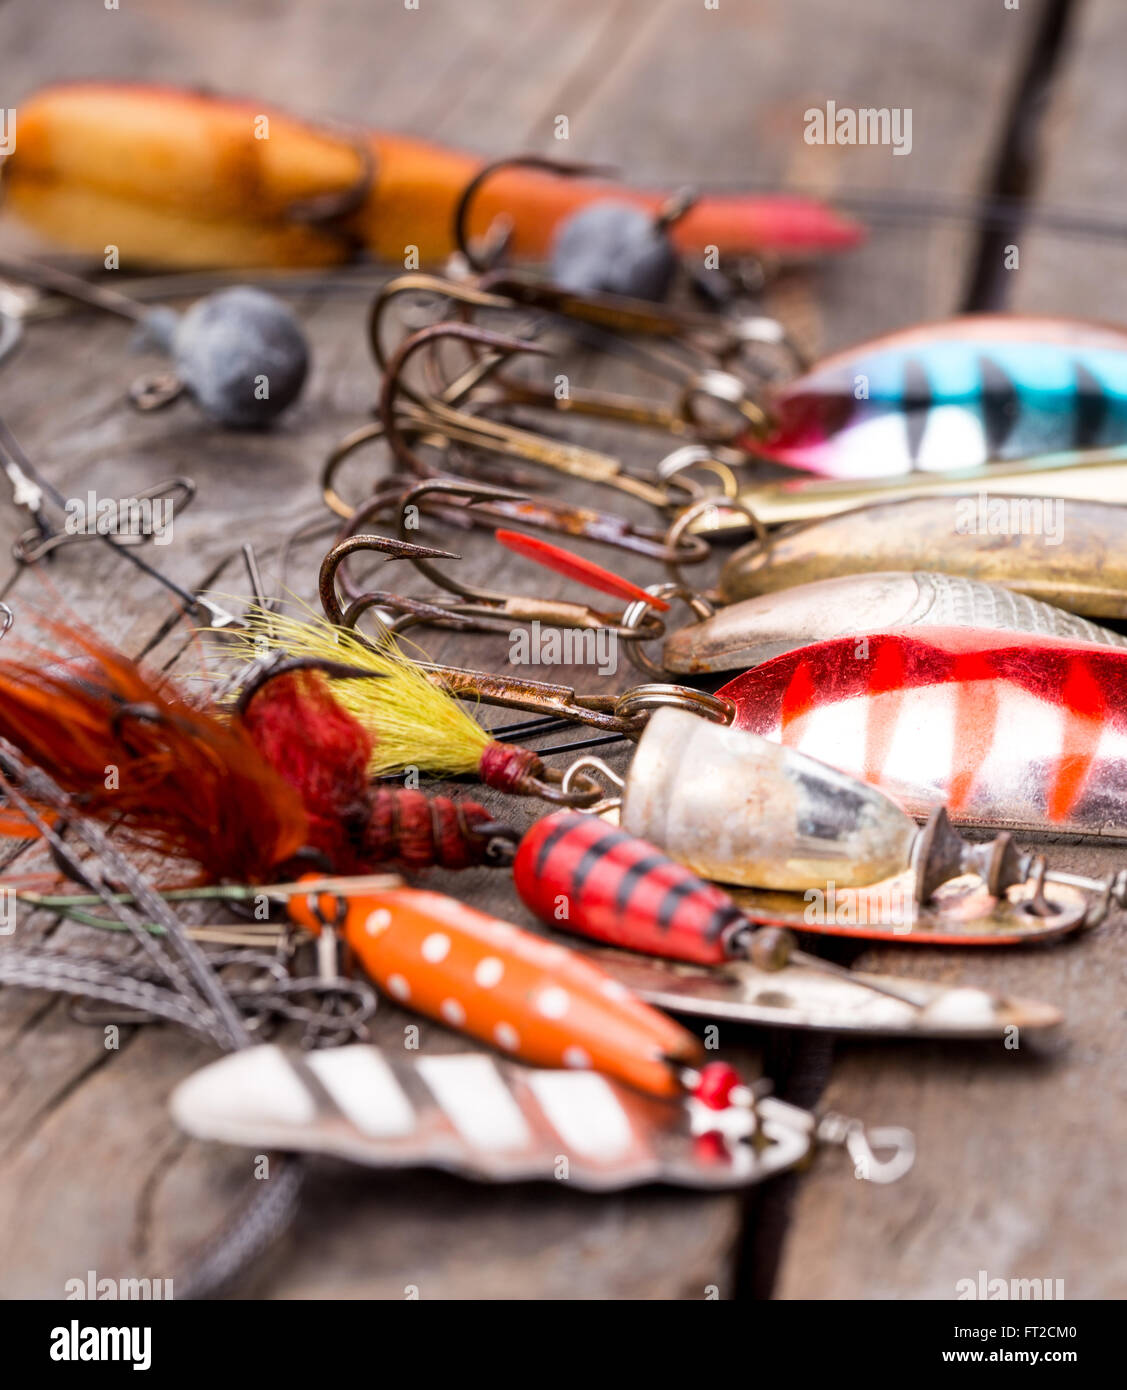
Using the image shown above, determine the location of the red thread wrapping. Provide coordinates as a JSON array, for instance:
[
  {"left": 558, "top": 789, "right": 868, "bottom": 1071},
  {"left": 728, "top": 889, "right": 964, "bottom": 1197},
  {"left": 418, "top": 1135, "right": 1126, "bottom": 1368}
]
[
  {"left": 478, "top": 740, "right": 542, "bottom": 793},
  {"left": 246, "top": 672, "right": 498, "bottom": 872},
  {"left": 365, "top": 788, "right": 495, "bottom": 871}
]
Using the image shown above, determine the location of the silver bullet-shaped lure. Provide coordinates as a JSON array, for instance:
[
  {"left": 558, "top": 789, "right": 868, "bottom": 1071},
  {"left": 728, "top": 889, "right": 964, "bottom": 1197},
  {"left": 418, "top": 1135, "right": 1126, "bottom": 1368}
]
[
  {"left": 583, "top": 708, "right": 1092, "bottom": 944},
  {"left": 619, "top": 706, "right": 917, "bottom": 890},
  {"left": 664, "top": 571, "right": 1127, "bottom": 675}
]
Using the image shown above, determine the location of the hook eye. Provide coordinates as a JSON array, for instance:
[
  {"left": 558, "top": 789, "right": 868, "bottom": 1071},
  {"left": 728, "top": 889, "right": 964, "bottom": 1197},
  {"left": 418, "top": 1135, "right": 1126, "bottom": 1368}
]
[
  {"left": 560, "top": 756, "right": 623, "bottom": 813},
  {"left": 817, "top": 1111, "right": 915, "bottom": 1184},
  {"left": 614, "top": 683, "right": 735, "bottom": 726},
  {"left": 844, "top": 1125, "right": 917, "bottom": 1185},
  {"left": 678, "top": 368, "right": 772, "bottom": 444},
  {"left": 129, "top": 370, "right": 185, "bottom": 412},
  {"left": 622, "top": 584, "right": 715, "bottom": 678},
  {"left": 662, "top": 496, "right": 767, "bottom": 589}
]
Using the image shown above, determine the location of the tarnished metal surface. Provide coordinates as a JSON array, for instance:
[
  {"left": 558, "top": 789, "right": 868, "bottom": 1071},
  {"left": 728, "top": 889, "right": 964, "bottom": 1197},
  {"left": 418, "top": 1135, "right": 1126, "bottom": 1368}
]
[
  {"left": 572, "top": 943, "right": 1063, "bottom": 1035},
  {"left": 619, "top": 706, "right": 918, "bottom": 889},
  {"left": 725, "top": 870, "right": 1089, "bottom": 945},
  {"left": 695, "top": 448, "right": 1127, "bottom": 530},
  {"left": 719, "top": 495, "right": 1127, "bottom": 618}
]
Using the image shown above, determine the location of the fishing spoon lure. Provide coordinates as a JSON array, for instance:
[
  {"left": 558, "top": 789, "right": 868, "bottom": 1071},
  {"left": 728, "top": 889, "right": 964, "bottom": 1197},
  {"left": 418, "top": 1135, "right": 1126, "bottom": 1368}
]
[
  {"left": 717, "top": 626, "right": 1127, "bottom": 846},
  {"left": 748, "top": 313, "right": 1127, "bottom": 479},
  {"left": 660, "top": 571, "right": 1127, "bottom": 676},
  {"left": 172, "top": 1042, "right": 915, "bottom": 1191},
  {"left": 718, "top": 495, "right": 1127, "bottom": 619}
]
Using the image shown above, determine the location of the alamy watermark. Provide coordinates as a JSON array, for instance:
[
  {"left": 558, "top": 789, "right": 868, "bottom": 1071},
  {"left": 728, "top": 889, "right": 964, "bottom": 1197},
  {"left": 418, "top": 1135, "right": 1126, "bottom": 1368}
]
[
  {"left": 956, "top": 1270, "right": 1065, "bottom": 1301},
  {"left": 803, "top": 879, "right": 916, "bottom": 934},
  {"left": 954, "top": 493, "right": 1063, "bottom": 545},
  {"left": 50, "top": 1321, "right": 152, "bottom": 1370},
  {"left": 804, "top": 101, "right": 912, "bottom": 156},
  {"left": 64, "top": 492, "right": 175, "bottom": 545},
  {"left": 509, "top": 620, "right": 617, "bottom": 677},
  {"left": 65, "top": 1270, "right": 173, "bottom": 1301}
]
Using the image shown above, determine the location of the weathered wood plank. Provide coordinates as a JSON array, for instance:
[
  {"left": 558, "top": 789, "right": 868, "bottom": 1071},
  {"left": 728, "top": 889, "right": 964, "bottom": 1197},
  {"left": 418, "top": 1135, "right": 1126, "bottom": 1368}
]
[
  {"left": 777, "top": 0, "right": 1127, "bottom": 1301},
  {"left": 0, "top": 0, "right": 1053, "bottom": 1300}
]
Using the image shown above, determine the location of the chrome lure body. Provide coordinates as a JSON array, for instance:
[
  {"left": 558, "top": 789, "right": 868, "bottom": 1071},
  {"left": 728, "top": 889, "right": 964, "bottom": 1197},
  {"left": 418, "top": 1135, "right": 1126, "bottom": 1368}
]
[
  {"left": 171, "top": 1042, "right": 894, "bottom": 1190},
  {"left": 664, "top": 571, "right": 1127, "bottom": 674},
  {"left": 618, "top": 707, "right": 918, "bottom": 889},
  {"left": 756, "top": 315, "right": 1127, "bottom": 479},
  {"left": 718, "top": 628, "right": 1127, "bottom": 838}
]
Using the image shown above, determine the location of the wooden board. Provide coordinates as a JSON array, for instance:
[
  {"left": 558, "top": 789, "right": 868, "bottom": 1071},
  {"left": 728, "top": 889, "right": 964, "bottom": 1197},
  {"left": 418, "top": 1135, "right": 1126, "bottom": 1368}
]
[
  {"left": 0, "top": 0, "right": 1069, "bottom": 1300},
  {"left": 776, "top": 0, "right": 1127, "bottom": 1301}
]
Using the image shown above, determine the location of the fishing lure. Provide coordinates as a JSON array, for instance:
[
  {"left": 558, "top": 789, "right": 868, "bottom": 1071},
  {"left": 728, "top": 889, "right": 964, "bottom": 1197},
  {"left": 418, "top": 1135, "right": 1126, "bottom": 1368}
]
[
  {"left": 3, "top": 83, "right": 861, "bottom": 269},
  {"left": 317, "top": 485, "right": 683, "bottom": 647},
  {"left": 718, "top": 495, "right": 1127, "bottom": 619},
  {"left": 454, "top": 154, "right": 694, "bottom": 303},
  {"left": 750, "top": 315, "right": 1127, "bottom": 479},
  {"left": 0, "top": 622, "right": 715, "bottom": 1095},
  {"left": 371, "top": 314, "right": 767, "bottom": 508},
  {"left": 512, "top": 810, "right": 1063, "bottom": 1027},
  {"left": 171, "top": 1042, "right": 916, "bottom": 1189},
  {"left": 694, "top": 444, "right": 1127, "bottom": 531},
  {"left": 564, "top": 706, "right": 1097, "bottom": 941},
  {"left": 662, "top": 571, "right": 1127, "bottom": 675},
  {"left": 287, "top": 880, "right": 700, "bottom": 1098},
  {"left": 0, "top": 622, "right": 506, "bottom": 877},
  {"left": 231, "top": 606, "right": 614, "bottom": 803},
  {"left": 233, "top": 610, "right": 1106, "bottom": 926},
  {"left": 717, "top": 627, "right": 1127, "bottom": 841}
]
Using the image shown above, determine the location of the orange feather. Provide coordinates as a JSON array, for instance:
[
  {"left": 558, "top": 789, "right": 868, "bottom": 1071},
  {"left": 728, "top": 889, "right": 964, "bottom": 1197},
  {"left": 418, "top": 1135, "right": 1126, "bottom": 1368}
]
[{"left": 0, "top": 622, "right": 308, "bottom": 882}]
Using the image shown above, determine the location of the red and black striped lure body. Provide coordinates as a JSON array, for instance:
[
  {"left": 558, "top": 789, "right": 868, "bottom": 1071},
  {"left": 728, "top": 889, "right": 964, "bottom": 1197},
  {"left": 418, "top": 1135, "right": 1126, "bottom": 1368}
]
[
  {"left": 718, "top": 627, "right": 1127, "bottom": 837},
  {"left": 513, "top": 811, "right": 747, "bottom": 966}
]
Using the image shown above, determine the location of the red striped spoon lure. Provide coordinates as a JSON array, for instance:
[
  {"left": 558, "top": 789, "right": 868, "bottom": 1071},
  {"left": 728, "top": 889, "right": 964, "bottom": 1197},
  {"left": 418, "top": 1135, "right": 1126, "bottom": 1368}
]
[{"left": 717, "top": 627, "right": 1127, "bottom": 840}]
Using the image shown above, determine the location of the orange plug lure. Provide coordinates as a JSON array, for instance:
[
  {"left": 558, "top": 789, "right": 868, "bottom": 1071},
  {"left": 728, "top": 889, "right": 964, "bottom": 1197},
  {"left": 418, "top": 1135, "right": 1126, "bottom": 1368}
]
[
  {"left": 289, "top": 882, "right": 702, "bottom": 1098},
  {"left": 1, "top": 83, "right": 864, "bottom": 269}
]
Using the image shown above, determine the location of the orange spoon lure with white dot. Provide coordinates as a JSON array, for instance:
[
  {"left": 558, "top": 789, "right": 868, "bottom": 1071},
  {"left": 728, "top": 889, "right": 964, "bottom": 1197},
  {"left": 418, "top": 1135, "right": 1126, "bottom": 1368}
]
[{"left": 288, "top": 880, "right": 703, "bottom": 1099}]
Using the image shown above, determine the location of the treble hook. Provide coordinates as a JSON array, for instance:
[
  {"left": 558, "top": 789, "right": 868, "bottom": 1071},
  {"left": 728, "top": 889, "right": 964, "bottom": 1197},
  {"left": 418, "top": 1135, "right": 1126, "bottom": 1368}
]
[
  {"left": 453, "top": 154, "right": 618, "bottom": 273},
  {"left": 319, "top": 478, "right": 672, "bottom": 642},
  {"left": 379, "top": 319, "right": 673, "bottom": 506}
]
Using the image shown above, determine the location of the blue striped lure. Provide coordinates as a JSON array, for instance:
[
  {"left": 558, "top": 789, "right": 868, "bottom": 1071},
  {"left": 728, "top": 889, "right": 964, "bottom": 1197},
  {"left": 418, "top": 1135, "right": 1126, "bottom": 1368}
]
[{"left": 757, "top": 315, "right": 1127, "bottom": 478}]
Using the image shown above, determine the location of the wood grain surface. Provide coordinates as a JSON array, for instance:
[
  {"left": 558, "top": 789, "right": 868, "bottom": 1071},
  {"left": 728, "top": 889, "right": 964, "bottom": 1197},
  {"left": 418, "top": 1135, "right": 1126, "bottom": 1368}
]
[{"left": 2, "top": 0, "right": 1119, "bottom": 1301}]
